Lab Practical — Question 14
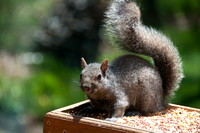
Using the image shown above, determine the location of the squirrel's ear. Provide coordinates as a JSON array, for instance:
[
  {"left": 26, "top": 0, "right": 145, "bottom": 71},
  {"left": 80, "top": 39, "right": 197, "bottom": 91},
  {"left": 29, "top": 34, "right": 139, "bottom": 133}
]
[
  {"left": 81, "top": 57, "right": 87, "bottom": 69},
  {"left": 101, "top": 59, "right": 109, "bottom": 76}
]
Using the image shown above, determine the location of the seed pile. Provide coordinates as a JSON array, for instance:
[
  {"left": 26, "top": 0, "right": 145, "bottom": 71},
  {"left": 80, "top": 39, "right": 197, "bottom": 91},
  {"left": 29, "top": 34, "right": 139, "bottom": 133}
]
[
  {"left": 66, "top": 103, "right": 200, "bottom": 132},
  {"left": 114, "top": 108, "right": 200, "bottom": 132}
]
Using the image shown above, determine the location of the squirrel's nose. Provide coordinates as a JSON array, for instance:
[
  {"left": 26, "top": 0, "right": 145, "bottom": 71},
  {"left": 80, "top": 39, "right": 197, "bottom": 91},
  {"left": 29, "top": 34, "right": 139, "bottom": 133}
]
[
  {"left": 80, "top": 81, "right": 91, "bottom": 92},
  {"left": 82, "top": 86, "right": 90, "bottom": 92}
]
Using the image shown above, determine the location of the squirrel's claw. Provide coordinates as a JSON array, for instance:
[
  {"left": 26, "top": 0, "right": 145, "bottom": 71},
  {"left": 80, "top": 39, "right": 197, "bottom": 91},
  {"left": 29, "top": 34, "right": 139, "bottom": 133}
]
[{"left": 105, "top": 117, "right": 119, "bottom": 122}]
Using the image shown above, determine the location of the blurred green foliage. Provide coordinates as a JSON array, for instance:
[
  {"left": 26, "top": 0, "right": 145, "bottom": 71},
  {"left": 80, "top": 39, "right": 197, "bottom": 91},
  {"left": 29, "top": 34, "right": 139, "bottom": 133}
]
[
  {"left": 21, "top": 55, "right": 85, "bottom": 116},
  {"left": 0, "top": 0, "right": 55, "bottom": 52},
  {"left": 0, "top": 54, "right": 85, "bottom": 115},
  {"left": 0, "top": 0, "right": 200, "bottom": 132}
]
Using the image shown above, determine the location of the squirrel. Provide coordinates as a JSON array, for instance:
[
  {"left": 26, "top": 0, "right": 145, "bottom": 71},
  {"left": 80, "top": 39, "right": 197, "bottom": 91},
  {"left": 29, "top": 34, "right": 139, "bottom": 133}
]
[{"left": 80, "top": 0, "right": 183, "bottom": 118}]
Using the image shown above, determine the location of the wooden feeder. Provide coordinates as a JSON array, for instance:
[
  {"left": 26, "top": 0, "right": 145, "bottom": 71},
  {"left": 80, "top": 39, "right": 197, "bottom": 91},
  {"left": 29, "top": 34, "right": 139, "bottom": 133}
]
[{"left": 43, "top": 100, "right": 200, "bottom": 133}]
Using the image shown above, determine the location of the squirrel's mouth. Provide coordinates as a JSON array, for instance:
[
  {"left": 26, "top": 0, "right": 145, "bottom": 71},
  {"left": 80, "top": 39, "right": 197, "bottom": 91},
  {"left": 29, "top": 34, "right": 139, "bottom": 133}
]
[
  {"left": 80, "top": 83, "right": 91, "bottom": 93},
  {"left": 81, "top": 86, "right": 90, "bottom": 93},
  {"left": 80, "top": 83, "right": 97, "bottom": 94}
]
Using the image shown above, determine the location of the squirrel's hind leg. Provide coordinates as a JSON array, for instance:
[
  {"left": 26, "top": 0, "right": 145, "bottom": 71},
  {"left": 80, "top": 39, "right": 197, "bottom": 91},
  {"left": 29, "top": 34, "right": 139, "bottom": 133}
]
[{"left": 137, "top": 68, "right": 165, "bottom": 114}]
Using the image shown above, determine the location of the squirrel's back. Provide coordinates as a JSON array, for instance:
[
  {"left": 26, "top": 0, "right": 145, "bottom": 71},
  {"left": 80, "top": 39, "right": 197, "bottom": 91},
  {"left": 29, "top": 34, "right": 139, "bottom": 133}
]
[
  {"left": 109, "top": 54, "right": 155, "bottom": 79},
  {"left": 109, "top": 55, "right": 164, "bottom": 113}
]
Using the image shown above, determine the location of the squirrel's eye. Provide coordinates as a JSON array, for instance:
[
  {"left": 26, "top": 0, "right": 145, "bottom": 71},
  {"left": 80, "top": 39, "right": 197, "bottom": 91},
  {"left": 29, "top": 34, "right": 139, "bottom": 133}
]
[{"left": 97, "top": 74, "right": 101, "bottom": 80}]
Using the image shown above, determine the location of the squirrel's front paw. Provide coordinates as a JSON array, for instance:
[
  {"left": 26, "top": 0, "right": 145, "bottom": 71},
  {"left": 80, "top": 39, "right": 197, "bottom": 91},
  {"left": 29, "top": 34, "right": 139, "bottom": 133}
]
[
  {"left": 105, "top": 117, "right": 119, "bottom": 122},
  {"left": 125, "top": 111, "right": 141, "bottom": 116}
]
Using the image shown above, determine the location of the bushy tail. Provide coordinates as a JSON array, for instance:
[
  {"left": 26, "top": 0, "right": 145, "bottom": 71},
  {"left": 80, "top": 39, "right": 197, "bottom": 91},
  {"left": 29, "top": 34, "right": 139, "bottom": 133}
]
[{"left": 105, "top": 0, "right": 184, "bottom": 99}]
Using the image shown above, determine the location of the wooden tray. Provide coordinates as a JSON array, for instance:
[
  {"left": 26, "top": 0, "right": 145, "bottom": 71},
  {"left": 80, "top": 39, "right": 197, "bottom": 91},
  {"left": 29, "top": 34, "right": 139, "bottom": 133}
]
[{"left": 43, "top": 100, "right": 200, "bottom": 133}]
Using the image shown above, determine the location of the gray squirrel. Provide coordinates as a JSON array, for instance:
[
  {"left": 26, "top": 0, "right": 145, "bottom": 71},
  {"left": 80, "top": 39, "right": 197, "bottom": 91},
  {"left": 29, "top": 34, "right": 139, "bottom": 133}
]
[{"left": 80, "top": 0, "right": 183, "bottom": 118}]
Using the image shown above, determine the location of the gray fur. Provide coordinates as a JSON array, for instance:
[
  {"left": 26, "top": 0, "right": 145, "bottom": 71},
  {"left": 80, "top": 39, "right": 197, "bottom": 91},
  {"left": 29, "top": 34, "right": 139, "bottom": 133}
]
[{"left": 80, "top": 0, "right": 183, "bottom": 118}]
